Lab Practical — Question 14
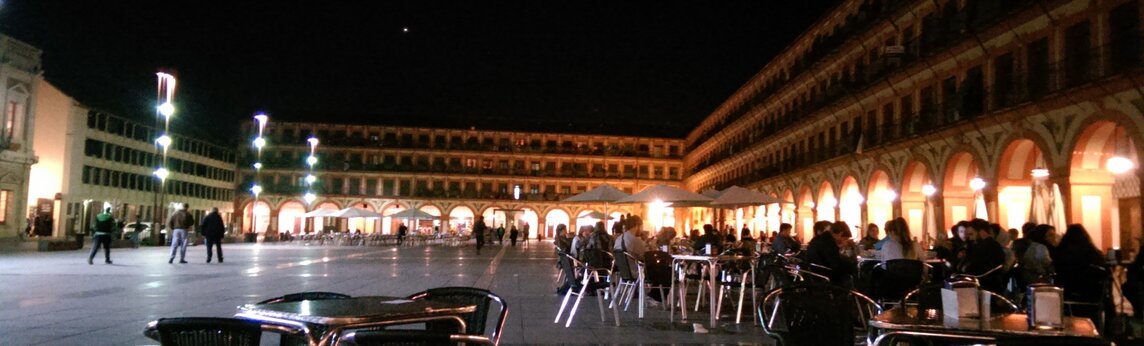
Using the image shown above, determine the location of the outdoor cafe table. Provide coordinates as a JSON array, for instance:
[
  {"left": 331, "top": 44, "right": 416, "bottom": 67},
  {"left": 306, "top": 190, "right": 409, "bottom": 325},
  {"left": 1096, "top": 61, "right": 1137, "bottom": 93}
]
[
  {"left": 869, "top": 306, "right": 1102, "bottom": 344},
  {"left": 235, "top": 295, "right": 477, "bottom": 346},
  {"left": 669, "top": 254, "right": 756, "bottom": 328}
]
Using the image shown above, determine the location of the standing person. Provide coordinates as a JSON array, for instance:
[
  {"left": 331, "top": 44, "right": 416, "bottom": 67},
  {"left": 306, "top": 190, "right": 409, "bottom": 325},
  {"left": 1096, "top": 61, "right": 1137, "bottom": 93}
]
[
  {"left": 397, "top": 222, "right": 408, "bottom": 245},
  {"left": 522, "top": 222, "right": 531, "bottom": 243},
  {"left": 167, "top": 203, "right": 194, "bottom": 264},
  {"left": 88, "top": 207, "right": 116, "bottom": 265},
  {"left": 509, "top": 225, "right": 520, "bottom": 247},
  {"left": 201, "top": 207, "right": 225, "bottom": 263},
  {"left": 473, "top": 215, "right": 487, "bottom": 255},
  {"left": 496, "top": 225, "right": 505, "bottom": 245}
]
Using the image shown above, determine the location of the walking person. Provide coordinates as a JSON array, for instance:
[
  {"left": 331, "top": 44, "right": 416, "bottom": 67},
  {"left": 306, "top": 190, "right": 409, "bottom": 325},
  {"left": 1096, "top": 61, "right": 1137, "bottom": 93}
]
[
  {"left": 473, "top": 215, "right": 487, "bottom": 255},
  {"left": 509, "top": 226, "right": 520, "bottom": 247},
  {"left": 167, "top": 203, "right": 194, "bottom": 264},
  {"left": 201, "top": 207, "right": 225, "bottom": 263},
  {"left": 397, "top": 222, "right": 408, "bottom": 245},
  {"left": 88, "top": 207, "right": 116, "bottom": 264}
]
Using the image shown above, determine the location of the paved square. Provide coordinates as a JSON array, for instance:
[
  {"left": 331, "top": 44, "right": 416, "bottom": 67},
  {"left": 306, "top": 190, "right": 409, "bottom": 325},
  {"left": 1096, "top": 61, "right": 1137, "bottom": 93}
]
[{"left": 0, "top": 240, "right": 771, "bottom": 345}]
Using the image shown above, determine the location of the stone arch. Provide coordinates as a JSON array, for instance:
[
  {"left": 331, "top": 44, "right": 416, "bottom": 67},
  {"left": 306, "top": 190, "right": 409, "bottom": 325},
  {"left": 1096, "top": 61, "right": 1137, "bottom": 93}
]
[
  {"left": 995, "top": 138, "right": 1048, "bottom": 230},
  {"left": 941, "top": 151, "right": 982, "bottom": 229},
  {"left": 900, "top": 160, "right": 934, "bottom": 240},
  {"left": 865, "top": 170, "right": 895, "bottom": 231},
  {"left": 817, "top": 180, "right": 837, "bottom": 223},
  {"left": 277, "top": 200, "right": 307, "bottom": 235},
  {"left": 240, "top": 199, "right": 273, "bottom": 233},
  {"left": 838, "top": 176, "right": 862, "bottom": 232},
  {"left": 1066, "top": 120, "right": 1141, "bottom": 250}
]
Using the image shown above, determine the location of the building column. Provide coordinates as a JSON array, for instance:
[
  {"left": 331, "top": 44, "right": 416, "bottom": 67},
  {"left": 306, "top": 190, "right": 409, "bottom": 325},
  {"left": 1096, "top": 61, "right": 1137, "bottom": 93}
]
[
  {"left": 439, "top": 214, "right": 450, "bottom": 234},
  {"left": 982, "top": 184, "right": 999, "bottom": 223},
  {"left": 892, "top": 196, "right": 903, "bottom": 219},
  {"left": 932, "top": 191, "right": 947, "bottom": 244},
  {"left": 537, "top": 215, "right": 547, "bottom": 240}
]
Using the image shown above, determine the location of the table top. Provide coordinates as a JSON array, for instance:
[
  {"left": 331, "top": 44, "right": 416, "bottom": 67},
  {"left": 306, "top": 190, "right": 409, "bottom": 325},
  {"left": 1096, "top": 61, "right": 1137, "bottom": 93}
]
[
  {"left": 237, "top": 296, "right": 476, "bottom": 326},
  {"left": 671, "top": 254, "right": 754, "bottom": 262},
  {"left": 870, "top": 307, "right": 1099, "bottom": 339}
]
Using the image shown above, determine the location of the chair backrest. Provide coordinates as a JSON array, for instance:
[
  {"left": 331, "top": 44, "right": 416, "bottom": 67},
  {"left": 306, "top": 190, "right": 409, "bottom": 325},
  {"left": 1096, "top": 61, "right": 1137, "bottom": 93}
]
[
  {"left": 760, "top": 283, "right": 882, "bottom": 346},
  {"left": 612, "top": 250, "right": 638, "bottom": 281},
  {"left": 154, "top": 317, "right": 262, "bottom": 346},
  {"left": 902, "top": 283, "right": 1019, "bottom": 314},
  {"left": 256, "top": 291, "right": 351, "bottom": 304},
  {"left": 581, "top": 248, "right": 615, "bottom": 271},
  {"left": 407, "top": 286, "right": 507, "bottom": 345},
  {"left": 756, "top": 264, "right": 797, "bottom": 291},
  {"left": 879, "top": 259, "right": 927, "bottom": 301},
  {"left": 558, "top": 253, "right": 580, "bottom": 283},
  {"left": 642, "top": 251, "right": 673, "bottom": 287}
]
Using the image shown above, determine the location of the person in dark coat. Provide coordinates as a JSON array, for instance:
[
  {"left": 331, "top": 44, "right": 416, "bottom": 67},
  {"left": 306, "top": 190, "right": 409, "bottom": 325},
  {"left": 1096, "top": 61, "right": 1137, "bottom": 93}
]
[
  {"left": 509, "top": 225, "right": 520, "bottom": 247},
  {"left": 397, "top": 223, "right": 408, "bottom": 245},
  {"left": 200, "top": 207, "right": 226, "bottom": 263},
  {"left": 693, "top": 224, "right": 723, "bottom": 255},
  {"left": 473, "top": 216, "right": 487, "bottom": 255},
  {"left": 959, "top": 219, "right": 1006, "bottom": 292},
  {"left": 803, "top": 221, "right": 856, "bottom": 285},
  {"left": 1054, "top": 224, "right": 1108, "bottom": 304}
]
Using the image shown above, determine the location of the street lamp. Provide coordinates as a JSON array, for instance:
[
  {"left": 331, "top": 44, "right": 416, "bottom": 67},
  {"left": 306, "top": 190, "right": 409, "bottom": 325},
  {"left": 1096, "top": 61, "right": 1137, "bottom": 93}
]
[
  {"left": 249, "top": 113, "right": 269, "bottom": 236},
  {"left": 151, "top": 72, "right": 177, "bottom": 243},
  {"left": 250, "top": 184, "right": 262, "bottom": 234},
  {"left": 969, "top": 178, "right": 986, "bottom": 191},
  {"left": 1108, "top": 156, "right": 1135, "bottom": 175},
  {"left": 921, "top": 184, "right": 937, "bottom": 197},
  {"left": 303, "top": 136, "right": 319, "bottom": 232}
]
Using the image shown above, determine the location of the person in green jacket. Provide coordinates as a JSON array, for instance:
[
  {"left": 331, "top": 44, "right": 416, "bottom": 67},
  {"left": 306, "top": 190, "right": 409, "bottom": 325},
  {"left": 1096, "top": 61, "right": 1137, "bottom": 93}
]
[{"left": 88, "top": 207, "right": 116, "bottom": 264}]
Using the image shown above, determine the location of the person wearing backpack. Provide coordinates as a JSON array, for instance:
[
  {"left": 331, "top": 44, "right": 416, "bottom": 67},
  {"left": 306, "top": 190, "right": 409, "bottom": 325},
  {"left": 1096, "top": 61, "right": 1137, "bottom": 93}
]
[
  {"left": 167, "top": 203, "right": 194, "bottom": 264},
  {"left": 87, "top": 207, "right": 116, "bottom": 264}
]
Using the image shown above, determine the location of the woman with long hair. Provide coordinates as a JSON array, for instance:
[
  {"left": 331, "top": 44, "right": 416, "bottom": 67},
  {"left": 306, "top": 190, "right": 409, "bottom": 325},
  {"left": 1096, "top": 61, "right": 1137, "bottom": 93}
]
[
  {"left": 1054, "top": 224, "right": 1107, "bottom": 302},
  {"left": 880, "top": 218, "right": 920, "bottom": 260}
]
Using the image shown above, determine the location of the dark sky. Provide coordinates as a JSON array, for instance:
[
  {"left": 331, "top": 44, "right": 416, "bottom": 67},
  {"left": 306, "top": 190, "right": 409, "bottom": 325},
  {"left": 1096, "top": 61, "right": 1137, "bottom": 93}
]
[{"left": 0, "top": 1, "right": 835, "bottom": 139}]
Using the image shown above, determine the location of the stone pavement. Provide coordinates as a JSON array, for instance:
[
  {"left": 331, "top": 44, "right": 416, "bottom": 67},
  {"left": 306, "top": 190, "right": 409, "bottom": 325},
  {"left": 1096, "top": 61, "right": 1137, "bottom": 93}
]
[{"left": 0, "top": 239, "right": 773, "bottom": 345}]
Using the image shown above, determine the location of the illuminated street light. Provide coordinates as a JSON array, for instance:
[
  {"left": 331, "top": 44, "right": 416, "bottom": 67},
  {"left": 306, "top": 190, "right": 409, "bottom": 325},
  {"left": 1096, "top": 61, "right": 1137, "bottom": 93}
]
[
  {"left": 157, "top": 102, "right": 175, "bottom": 118},
  {"left": 253, "top": 162, "right": 262, "bottom": 170},
  {"left": 1031, "top": 168, "right": 1050, "bottom": 179},
  {"left": 253, "top": 113, "right": 269, "bottom": 134},
  {"left": 153, "top": 168, "right": 170, "bottom": 181},
  {"left": 307, "top": 137, "right": 319, "bottom": 149},
  {"left": 250, "top": 184, "right": 263, "bottom": 196},
  {"left": 156, "top": 134, "right": 172, "bottom": 148},
  {"left": 969, "top": 178, "right": 986, "bottom": 191},
  {"left": 306, "top": 155, "right": 318, "bottom": 166},
  {"left": 303, "top": 192, "right": 317, "bottom": 205},
  {"left": 921, "top": 184, "right": 937, "bottom": 196},
  {"left": 882, "top": 190, "right": 897, "bottom": 202},
  {"left": 1108, "top": 156, "right": 1135, "bottom": 175},
  {"left": 305, "top": 174, "right": 317, "bottom": 184},
  {"left": 253, "top": 137, "right": 266, "bottom": 149}
]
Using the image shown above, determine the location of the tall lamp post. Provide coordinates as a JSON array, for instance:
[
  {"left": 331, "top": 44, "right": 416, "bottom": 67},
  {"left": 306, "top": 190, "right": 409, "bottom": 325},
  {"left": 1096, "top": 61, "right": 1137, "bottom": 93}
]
[
  {"left": 151, "top": 72, "right": 176, "bottom": 243},
  {"left": 304, "top": 136, "right": 319, "bottom": 232},
  {"left": 249, "top": 113, "right": 268, "bottom": 237}
]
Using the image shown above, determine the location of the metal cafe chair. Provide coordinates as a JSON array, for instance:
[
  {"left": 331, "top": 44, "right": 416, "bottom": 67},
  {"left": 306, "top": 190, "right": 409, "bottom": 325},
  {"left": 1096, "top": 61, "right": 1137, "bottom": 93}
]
[
  {"left": 642, "top": 251, "right": 674, "bottom": 312},
  {"left": 715, "top": 249, "right": 757, "bottom": 324},
  {"left": 759, "top": 283, "right": 882, "bottom": 346},
  {"left": 143, "top": 317, "right": 264, "bottom": 346},
  {"left": 609, "top": 251, "right": 643, "bottom": 324},
  {"left": 256, "top": 291, "right": 351, "bottom": 305},
  {"left": 338, "top": 329, "right": 494, "bottom": 345},
  {"left": 406, "top": 286, "right": 508, "bottom": 346},
  {"left": 876, "top": 259, "right": 930, "bottom": 308},
  {"left": 554, "top": 249, "right": 616, "bottom": 328}
]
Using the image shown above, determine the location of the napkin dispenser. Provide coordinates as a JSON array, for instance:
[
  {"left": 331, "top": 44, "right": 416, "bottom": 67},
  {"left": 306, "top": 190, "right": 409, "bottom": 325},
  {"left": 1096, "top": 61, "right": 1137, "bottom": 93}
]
[
  {"left": 1026, "top": 284, "right": 1064, "bottom": 330},
  {"left": 941, "top": 280, "right": 981, "bottom": 319}
]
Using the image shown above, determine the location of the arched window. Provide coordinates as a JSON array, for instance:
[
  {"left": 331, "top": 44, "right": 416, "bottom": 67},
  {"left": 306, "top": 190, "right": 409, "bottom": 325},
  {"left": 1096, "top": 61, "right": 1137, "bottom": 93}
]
[{"left": 3, "top": 84, "right": 29, "bottom": 147}]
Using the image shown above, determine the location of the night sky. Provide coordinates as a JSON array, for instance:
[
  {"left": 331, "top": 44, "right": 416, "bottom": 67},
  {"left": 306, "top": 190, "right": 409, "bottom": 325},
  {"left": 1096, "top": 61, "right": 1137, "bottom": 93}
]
[{"left": 0, "top": 1, "right": 835, "bottom": 140}]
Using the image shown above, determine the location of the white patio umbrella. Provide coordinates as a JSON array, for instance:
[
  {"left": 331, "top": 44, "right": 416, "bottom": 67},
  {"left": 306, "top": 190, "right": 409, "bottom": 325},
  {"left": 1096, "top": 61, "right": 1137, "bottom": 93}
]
[
  {"left": 1028, "top": 180, "right": 1050, "bottom": 224},
  {"left": 385, "top": 209, "right": 438, "bottom": 220},
  {"left": 327, "top": 207, "right": 383, "bottom": 219},
  {"left": 1047, "top": 183, "right": 1067, "bottom": 231},
  {"left": 576, "top": 211, "right": 614, "bottom": 220},
  {"left": 709, "top": 186, "right": 790, "bottom": 208},
  {"left": 562, "top": 183, "right": 630, "bottom": 203},
  {"left": 615, "top": 184, "right": 713, "bottom": 204},
  {"left": 973, "top": 192, "right": 988, "bottom": 220},
  {"left": 300, "top": 208, "right": 335, "bottom": 218}
]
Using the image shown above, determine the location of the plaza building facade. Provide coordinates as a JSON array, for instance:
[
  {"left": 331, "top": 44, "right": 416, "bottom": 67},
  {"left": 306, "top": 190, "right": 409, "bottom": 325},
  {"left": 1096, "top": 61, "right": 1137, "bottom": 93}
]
[
  {"left": 236, "top": 121, "right": 685, "bottom": 239},
  {"left": 682, "top": 0, "right": 1144, "bottom": 251},
  {"left": 0, "top": 35, "right": 42, "bottom": 243},
  {"left": 28, "top": 79, "right": 238, "bottom": 239}
]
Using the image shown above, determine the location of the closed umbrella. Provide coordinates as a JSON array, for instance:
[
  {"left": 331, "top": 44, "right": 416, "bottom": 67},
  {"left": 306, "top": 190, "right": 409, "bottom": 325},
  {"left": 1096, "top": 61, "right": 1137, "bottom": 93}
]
[
  {"left": 1027, "top": 180, "right": 1049, "bottom": 224},
  {"left": 923, "top": 197, "right": 940, "bottom": 246},
  {"left": 1047, "top": 183, "right": 1067, "bottom": 231},
  {"left": 973, "top": 192, "right": 988, "bottom": 220}
]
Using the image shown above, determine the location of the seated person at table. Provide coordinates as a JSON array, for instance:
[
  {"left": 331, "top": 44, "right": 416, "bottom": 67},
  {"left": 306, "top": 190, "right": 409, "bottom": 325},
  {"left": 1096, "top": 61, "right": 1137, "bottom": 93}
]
[
  {"left": 958, "top": 219, "right": 1006, "bottom": 292},
  {"left": 614, "top": 216, "right": 648, "bottom": 274},
  {"left": 1018, "top": 224, "right": 1055, "bottom": 286},
  {"left": 554, "top": 224, "right": 572, "bottom": 255},
  {"left": 804, "top": 221, "right": 857, "bottom": 285},
  {"left": 736, "top": 228, "right": 756, "bottom": 251},
  {"left": 878, "top": 218, "right": 921, "bottom": 261},
  {"left": 654, "top": 226, "right": 675, "bottom": 250},
  {"left": 771, "top": 223, "right": 800, "bottom": 254},
  {"left": 693, "top": 224, "right": 723, "bottom": 255},
  {"left": 1053, "top": 224, "right": 1107, "bottom": 304},
  {"left": 1122, "top": 244, "right": 1144, "bottom": 319},
  {"left": 858, "top": 223, "right": 880, "bottom": 252}
]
